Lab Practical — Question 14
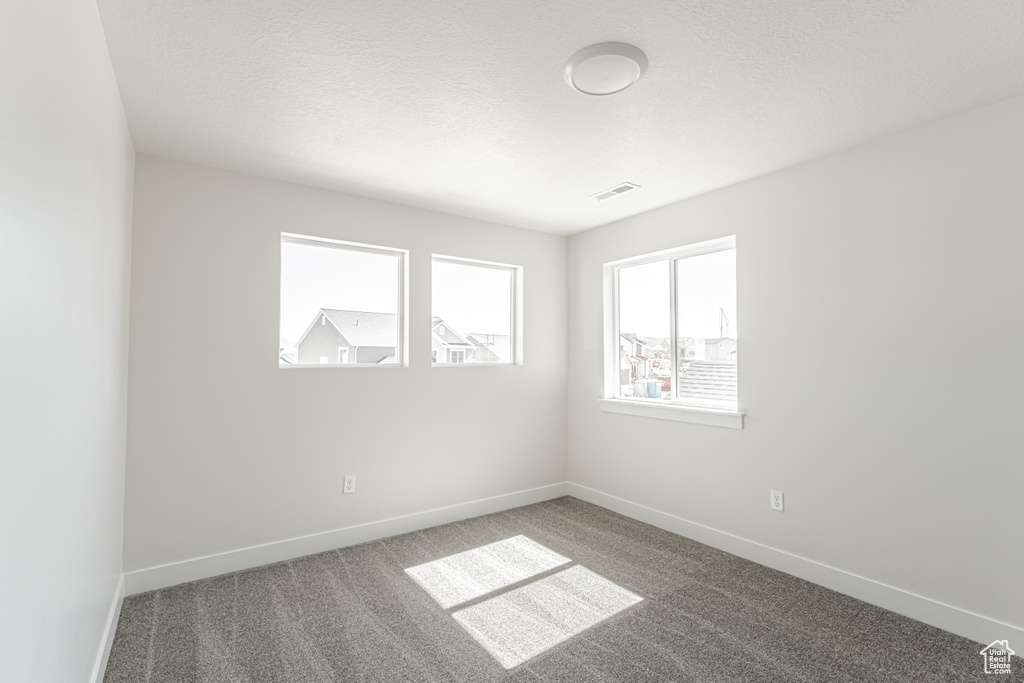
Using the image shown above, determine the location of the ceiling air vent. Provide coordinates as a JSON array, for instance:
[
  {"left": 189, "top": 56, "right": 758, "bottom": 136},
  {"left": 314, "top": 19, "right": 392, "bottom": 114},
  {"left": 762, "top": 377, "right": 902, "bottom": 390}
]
[{"left": 592, "top": 182, "right": 640, "bottom": 201}]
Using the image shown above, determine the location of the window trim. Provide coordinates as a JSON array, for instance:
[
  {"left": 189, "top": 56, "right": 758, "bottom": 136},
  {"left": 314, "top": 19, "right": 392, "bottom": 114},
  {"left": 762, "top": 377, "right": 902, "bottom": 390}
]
[
  {"left": 597, "top": 398, "right": 743, "bottom": 429},
  {"left": 280, "top": 232, "right": 409, "bottom": 368},
  {"left": 602, "top": 235, "right": 743, "bottom": 428},
  {"left": 431, "top": 254, "right": 523, "bottom": 367}
]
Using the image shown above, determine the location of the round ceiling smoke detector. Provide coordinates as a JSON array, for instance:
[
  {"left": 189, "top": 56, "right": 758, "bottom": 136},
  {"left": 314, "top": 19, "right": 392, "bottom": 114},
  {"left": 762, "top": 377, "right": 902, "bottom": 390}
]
[{"left": 564, "top": 42, "right": 648, "bottom": 96}]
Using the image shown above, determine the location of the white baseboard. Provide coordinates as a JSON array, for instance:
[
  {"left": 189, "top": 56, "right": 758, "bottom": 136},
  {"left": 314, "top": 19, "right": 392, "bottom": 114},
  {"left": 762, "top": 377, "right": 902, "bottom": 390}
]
[
  {"left": 566, "top": 482, "right": 1023, "bottom": 647},
  {"left": 90, "top": 573, "right": 124, "bottom": 683},
  {"left": 120, "top": 479, "right": 1020, "bottom": 648},
  {"left": 124, "top": 482, "right": 568, "bottom": 596}
]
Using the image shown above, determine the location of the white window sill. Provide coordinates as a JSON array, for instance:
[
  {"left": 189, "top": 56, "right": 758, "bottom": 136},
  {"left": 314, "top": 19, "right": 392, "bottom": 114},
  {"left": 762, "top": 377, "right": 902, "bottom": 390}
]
[{"left": 598, "top": 399, "right": 744, "bottom": 429}]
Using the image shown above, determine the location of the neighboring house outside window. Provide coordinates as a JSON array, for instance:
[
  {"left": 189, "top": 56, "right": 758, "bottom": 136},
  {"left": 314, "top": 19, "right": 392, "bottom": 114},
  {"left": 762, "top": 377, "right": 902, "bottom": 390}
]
[
  {"left": 297, "top": 309, "right": 399, "bottom": 364},
  {"left": 431, "top": 317, "right": 476, "bottom": 363},
  {"left": 280, "top": 233, "right": 406, "bottom": 367},
  {"left": 603, "top": 236, "right": 739, "bottom": 417},
  {"left": 431, "top": 255, "right": 521, "bottom": 365}
]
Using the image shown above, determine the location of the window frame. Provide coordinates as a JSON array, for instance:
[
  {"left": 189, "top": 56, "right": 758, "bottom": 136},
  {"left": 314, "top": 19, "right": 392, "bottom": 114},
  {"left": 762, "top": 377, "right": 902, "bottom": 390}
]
[
  {"left": 601, "top": 235, "right": 743, "bottom": 429},
  {"left": 431, "top": 254, "right": 523, "bottom": 367},
  {"left": 280, "top": 232, "right": 409, "bottom": 369}
]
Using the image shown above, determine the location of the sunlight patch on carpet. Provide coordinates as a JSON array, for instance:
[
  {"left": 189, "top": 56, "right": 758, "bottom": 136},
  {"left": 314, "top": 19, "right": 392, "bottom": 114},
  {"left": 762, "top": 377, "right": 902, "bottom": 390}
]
[
  {"left": 451, "top": 565, "right": 643, "bottom": 669},
  {"left": 405, "top": 535, "right": 570, "bottom": 609}
]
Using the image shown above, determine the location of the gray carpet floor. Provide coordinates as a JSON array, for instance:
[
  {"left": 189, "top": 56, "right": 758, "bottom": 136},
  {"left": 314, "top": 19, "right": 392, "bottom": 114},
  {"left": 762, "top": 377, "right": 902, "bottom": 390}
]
[{"left": 104, "top": 496, "right": 993, "bottom": 682}]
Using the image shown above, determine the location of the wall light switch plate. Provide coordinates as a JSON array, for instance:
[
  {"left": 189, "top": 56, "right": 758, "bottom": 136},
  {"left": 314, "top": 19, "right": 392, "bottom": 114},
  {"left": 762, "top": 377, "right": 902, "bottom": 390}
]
[
  {"left": 343, "top": 475, "right": 356, "bottom": 494},
  {"left": 770, "top": 490, "right": 784, "bottom": 512}
]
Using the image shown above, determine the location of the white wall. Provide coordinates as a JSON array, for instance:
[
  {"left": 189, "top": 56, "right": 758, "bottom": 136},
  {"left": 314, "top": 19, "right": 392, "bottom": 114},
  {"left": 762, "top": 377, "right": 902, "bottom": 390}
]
[
  {"left": 0, "top": 1, "right": 134, "bottom": 681},
  {"left": 124, "top": 156, "right": 567, "bottom": 574},
  {"left": 568, "top": 97, "right": 1024, "bottom": 640}
]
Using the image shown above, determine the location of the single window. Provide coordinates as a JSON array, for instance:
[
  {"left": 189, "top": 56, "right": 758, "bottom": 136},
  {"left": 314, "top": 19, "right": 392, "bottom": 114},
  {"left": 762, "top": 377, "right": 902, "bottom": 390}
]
[
  {"left": 606, "top": 236, "right": 737, "bottom": 412},
  {"left": 432, "top": 255, "right": 522, "bottom": 365},
  {"left": 280, "top": 234, "right": 407, "bottom": 367}
]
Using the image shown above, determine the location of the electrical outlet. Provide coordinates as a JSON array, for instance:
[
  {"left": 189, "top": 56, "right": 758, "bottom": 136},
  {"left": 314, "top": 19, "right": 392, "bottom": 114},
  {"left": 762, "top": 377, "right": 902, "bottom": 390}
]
[
  {"left": 770, "top": 490, "right": 784, "bottom": 512},
  {"left": 343, "top": 475, "right": 356, "bottom": 494}
]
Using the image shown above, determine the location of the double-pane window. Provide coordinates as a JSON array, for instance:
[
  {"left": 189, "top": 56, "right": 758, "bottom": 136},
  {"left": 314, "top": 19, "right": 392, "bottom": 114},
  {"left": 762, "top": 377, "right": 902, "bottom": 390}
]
[
  {"left": 280, "top": 237, "right": 521, "bottom": 368},
  {"left": 610, "top": 236, "right": 737, "bottom": 411}
]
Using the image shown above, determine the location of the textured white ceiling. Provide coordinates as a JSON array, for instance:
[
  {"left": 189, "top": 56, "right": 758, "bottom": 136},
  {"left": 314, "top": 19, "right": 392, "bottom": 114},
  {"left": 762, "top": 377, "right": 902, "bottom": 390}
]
[{"left": 96, "top": 0, "right": 1024, "bottom": 235}]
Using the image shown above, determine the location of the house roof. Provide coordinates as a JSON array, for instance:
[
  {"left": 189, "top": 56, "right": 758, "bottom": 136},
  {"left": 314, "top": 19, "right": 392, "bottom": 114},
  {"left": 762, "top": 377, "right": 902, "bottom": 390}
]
[
  {"left": 321, "top": 309, "right": 397, "bottom": 347},
  {"left": 677, "top": 361, "right": 738, "bottom": 404},
  {"left": 431, "top": 318, "right": 473, "bottom": 347},
  {"left": 467, "top": 339, "right": 503, "bottom": 363},
  {"left": 638, "top": 336, "right": 668, "bottom": 349},
  {"left": 467, "top": 333, "right": 511, "bottom": 363}
]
